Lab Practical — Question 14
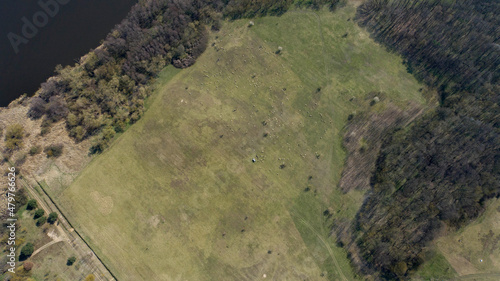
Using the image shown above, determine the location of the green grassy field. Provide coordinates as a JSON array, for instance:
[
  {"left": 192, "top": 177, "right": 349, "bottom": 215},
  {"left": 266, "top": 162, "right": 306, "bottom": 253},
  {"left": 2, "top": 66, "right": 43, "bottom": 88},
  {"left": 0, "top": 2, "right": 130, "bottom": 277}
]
[
  {"left": 431, "top": 198, "right": 500, "bottom": 279},
  {"left": 411, "top": 199, "right": 500, "bottom": 280},
  {"left": 412, "top": 250, "right": 457, "bottom": 280},
  {"left": 56, "top": 5, "right": 425, "bottom": 280},
  {"left": 1, "top": 205, "right": 88, "bottom": 281}
]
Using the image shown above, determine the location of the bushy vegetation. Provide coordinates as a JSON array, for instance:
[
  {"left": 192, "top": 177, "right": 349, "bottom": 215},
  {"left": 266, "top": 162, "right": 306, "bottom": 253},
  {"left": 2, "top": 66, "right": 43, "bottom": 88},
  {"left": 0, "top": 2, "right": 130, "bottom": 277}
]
[
  {"left": 47, "top": 212, "right": 58, "bottom": 224},
  {"left": 15, "top": 188, "right": 28, "bottom": 210},
  {"left": 223, "top": 0, "right": 292, "bottom": 19},
  {"left": 33, "top": 209, "right": 44, "bottom": 220},
  {"left": 339, "top": 0, "right": 500, "bottom": 279},
  {"left": 36, "top": 216, "right": 47, "bottom": 227},
  {"left": 66, "top": 256, "right": 76, "bottom": 266},
  {"left": 43, "top": 144, "right": 64, "bottom": 158},
  {"left": 223, "top": 0, "right": 345, "bottom": 19},
  {"left": 294, "top": 0, "right": 345, "bottom": 10},
  {"left": 4, "top": 124, "right": 24, "bottom": 151},
  {"left": 26, "top": 199, "right": 37, "bottom": 210},
  {"left": 29, "top": 145, "right": 41, "bottom": 156},
  {"left": 19, "top": 243, "right": 34, "bottom": 261}
]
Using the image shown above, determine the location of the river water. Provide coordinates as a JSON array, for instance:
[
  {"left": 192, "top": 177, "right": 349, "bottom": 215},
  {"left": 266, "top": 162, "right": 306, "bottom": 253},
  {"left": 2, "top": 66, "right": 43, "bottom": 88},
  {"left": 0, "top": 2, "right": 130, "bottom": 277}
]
[{"left": 0, "top": 0, "right": 137, "bottom": 107}]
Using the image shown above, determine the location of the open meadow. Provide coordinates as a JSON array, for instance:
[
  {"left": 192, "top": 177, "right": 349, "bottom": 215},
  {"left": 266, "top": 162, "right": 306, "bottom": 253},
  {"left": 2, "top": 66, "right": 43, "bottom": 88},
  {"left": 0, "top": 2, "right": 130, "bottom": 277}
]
[
  {"left": 411, "top": 198, "right": 500, "bottom": 280},
  {"left": 54, "top": 4, "right": 426, "bottom": 280},
  {"left": 430, "top": 198, "right": 500, "bottom": 280}
]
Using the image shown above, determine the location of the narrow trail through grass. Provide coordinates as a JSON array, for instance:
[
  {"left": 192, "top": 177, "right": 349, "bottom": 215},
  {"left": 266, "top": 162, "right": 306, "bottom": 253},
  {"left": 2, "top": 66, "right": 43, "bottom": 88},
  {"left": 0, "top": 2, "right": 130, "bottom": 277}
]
[{"left": 297, "top": 216, "right": 347, "bottom": 281}]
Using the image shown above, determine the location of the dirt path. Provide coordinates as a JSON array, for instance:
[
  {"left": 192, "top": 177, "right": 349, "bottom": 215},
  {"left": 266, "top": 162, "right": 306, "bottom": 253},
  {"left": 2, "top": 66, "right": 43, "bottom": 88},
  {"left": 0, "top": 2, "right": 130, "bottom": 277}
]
[
  {"left": 456, "top": 272, "right": 500, "bottom": 280},
  {"left": 287, "top": 9, "right": 349, "bottom": 281},
  {"left": 298, "top": 217, "right": 347, "bottom": 281},
  {"left": 30, "top": 239, "right": 64, "bottom": 258}
]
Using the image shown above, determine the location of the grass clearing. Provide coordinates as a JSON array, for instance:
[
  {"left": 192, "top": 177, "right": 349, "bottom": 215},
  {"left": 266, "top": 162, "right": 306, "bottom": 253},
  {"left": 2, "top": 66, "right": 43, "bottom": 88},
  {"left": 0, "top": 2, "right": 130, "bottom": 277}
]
[
  {"left": 431, "top": 198, "right": 500, "bottom": 279},
  {"left": 56, "top": 5, "right": 425, "bottom": 280},
  {"left": 412, "top": 250, "right": 457, "bottom": 280},
  {"left": 0, "top": 206, "right": 88, "bottom": 281}
]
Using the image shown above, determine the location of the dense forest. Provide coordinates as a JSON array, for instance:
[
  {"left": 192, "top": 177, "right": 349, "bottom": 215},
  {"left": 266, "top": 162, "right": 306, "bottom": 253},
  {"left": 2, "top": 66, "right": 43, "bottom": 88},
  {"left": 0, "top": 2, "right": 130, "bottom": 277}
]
[
  {"left": 337, "top": 0, "right": 500, "bottom": 279},
  {"left": 25, "top": 0, "right": 344, "bottom": 153}
]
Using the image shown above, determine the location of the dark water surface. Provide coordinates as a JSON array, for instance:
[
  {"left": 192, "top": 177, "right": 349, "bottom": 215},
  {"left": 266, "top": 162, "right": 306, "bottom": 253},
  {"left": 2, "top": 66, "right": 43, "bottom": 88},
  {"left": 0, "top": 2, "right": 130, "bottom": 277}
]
[{"left": 0, "top": 0, "right": 138, "bottom": 107}]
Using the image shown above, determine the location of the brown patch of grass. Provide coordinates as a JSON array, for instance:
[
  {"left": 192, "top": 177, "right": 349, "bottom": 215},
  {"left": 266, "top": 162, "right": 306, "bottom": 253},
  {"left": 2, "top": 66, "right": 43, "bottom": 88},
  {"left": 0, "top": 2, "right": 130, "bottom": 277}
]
[{"left": 338, "top": 100, "right": 423, "bottom": 192}]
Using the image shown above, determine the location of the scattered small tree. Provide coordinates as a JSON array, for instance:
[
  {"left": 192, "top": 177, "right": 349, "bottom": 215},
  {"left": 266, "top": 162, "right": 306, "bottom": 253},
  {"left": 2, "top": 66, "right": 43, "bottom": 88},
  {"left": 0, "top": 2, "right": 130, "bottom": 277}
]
[
  {"left": 33, "top": 209, "right": 44, "bottom": 219},
  {"left": 36, "top": 216, "right": 47, "bottom": 227},
  {"left": 47, "top": 212, "right": 58, "bottom": 224},
  {"left": 19, "top": 243, "right": 34, "bottom": 261},
  {"left": 66, "top": 256, "right": 76, "bottom": 266},
  {"left": 26, "top": 199, "right": 37, "bottom": 210}
]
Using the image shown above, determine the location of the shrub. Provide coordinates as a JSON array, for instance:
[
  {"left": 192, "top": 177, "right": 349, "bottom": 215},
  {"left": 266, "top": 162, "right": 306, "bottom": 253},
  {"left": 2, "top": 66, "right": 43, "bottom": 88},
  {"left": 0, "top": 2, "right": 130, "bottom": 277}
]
[
  {"left": 66, "top": 256, "right": 76, "bottom": 266},
  {"left": 85, "top": 274, "right": 95, "bottom": 281},
  {"left": 44, "top": 144, "right": 64, "bottom": 158},
  {"left": 23, "top": 261, "right": 34, "bottom": 271},
  {"left": 28, "top": 97, "right": 47, "bottom": 119},
  {"left": 4, "top": 124, "right": 24, "bottom": 151},
  {"left": 46, "top": 95, "right": 69, "bottom": 122},
  {"left": 36, "top": 216, "right": 47, "bottom": 227},
  {"left": 33, "top": 209, "right": 44, "bottom": 219},
  {"left": 26, "top": 199, "right": 37, "bottom": 210},
  {"left": 90, "top": 126, "right": 116, "bottom": 154},
  {"left": 15, "top": 188, "right": 28, "bottom": 208},
  {"left": 47, "top": 212, "right": 58, "bottom": 224},
  {"left": 69, "top": 126, "right": 86, "bottom": 141},
  {"left": 19, "top": 243, "right": 34, "bottom": 261},
  {"left": 29, "top": 146, "right": 41, "bottom": 156},
  {"left": 40, "top": 126, "right": 50, "bottom": 136}
]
